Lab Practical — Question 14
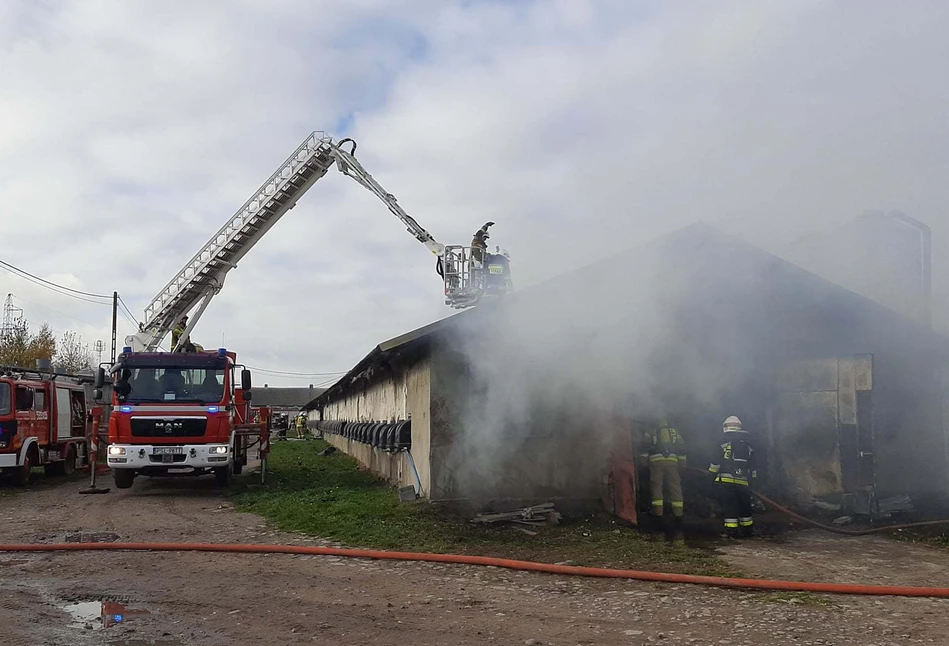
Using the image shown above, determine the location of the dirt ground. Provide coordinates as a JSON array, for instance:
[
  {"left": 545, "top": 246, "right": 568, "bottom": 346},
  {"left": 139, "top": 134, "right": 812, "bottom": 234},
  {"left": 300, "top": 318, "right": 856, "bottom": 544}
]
[{"left": 1, "top": 475, "right": 948, "bottom": 646}]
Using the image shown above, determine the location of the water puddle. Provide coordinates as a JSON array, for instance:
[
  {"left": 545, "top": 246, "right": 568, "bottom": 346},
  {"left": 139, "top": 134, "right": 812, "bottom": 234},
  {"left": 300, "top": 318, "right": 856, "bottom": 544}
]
[
  {"left": 62, "top": 601, "right": 104, "bottom": 628},
  {"left": 59, "top": 599, "right": 150, "bottom": 630}
]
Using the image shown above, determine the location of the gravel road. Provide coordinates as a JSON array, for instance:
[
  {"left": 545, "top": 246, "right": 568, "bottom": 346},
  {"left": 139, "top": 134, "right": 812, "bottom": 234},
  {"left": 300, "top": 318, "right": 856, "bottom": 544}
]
[{"left": 1, "top": 475, "right": 947, "bottom": 645}]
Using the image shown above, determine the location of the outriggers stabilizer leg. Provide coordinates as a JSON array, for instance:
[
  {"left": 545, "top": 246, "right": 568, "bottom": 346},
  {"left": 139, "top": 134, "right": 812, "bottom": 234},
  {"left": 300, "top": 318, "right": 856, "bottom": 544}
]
[{"left": 79, "top": 410, "right": 110, "bottom": 495}]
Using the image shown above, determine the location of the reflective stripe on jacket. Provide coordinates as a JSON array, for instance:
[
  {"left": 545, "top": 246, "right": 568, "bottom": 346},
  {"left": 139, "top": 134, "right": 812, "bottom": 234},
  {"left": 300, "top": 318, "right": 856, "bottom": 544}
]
[
  {"left": 645, "top": 426, "right": 687, "bottom": 464},
  {"left": 709, "top": 436, "right": 755, "bottom": 486}
]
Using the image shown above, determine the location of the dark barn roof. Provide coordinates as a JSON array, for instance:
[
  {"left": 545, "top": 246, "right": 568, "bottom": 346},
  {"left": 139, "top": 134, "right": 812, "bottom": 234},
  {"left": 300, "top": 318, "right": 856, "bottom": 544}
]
[
  {"left": 253, "top": 386, "right": 326, "bottom": 408},
  {"left": 306, "top": 222, "right": 949, "bottom": 409}
]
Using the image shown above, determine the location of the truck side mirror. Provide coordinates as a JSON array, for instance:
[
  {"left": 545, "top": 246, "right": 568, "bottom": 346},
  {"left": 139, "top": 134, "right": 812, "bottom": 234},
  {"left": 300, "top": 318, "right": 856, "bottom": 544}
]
[
  {"left": 114, "top": 380, "right": 131, "bottom": 398},
  {"left": 93, "top": 388, "right": 103, "bottom": 402},
  {"left": 241, "top": 369, "right": 252, "bottom": 392},
  {"left": 114, "top": 368, "right": 131, "bottom": 399},
  {"left": 94, "top": 367, "right": 106, "bottom": 389}
]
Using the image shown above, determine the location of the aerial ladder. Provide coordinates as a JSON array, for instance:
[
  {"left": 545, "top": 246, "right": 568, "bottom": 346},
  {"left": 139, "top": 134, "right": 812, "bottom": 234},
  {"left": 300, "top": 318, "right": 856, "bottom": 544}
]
[{"left": 125, "top": 132, "right": 511, "bottom": 353}]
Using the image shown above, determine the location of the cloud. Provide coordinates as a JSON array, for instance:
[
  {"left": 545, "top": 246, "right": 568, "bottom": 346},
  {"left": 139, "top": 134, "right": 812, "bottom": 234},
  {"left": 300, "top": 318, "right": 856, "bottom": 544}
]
[{"left": 2, "top": 0, "right": 949, "bottom": 384}]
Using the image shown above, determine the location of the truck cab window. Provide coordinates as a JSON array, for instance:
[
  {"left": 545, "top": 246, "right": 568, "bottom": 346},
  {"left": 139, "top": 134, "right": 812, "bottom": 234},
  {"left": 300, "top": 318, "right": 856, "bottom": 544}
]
[
  {"left": 0, "top": 382, "right": 10, "bottom": 415},
  {"left": 33, "top": 390, "right": 46, "bottom": 412},
  {"left": 15, "top": 387, "right": 33, "bottom": 411},
  {"left": 123, "top": 366, "right": 226, "bottom": 404}
]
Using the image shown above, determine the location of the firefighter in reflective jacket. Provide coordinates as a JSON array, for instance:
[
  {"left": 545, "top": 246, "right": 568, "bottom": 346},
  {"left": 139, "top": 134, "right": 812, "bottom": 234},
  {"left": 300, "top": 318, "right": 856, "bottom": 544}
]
[
  {"left": 640, "top": 420, "right": 687, "bottom": 534},
  {"left": 709, "top": 416, "right": 756, "bottom": 538},
  {"left": 171, "top": 316, "right": 188, "bottom": 351},
  {"left": 471, "top": 221, "right": 494, "bottom": 264}
]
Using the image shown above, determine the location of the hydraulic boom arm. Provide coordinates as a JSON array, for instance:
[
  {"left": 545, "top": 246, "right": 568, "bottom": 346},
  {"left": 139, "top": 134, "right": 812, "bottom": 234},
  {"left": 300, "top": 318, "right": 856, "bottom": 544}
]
[
  {"left": 330, "top": 139, "right": 445, "bottom": 258},
  {"left": 126, "top": 132, "right": 448, "bottom": 353}
]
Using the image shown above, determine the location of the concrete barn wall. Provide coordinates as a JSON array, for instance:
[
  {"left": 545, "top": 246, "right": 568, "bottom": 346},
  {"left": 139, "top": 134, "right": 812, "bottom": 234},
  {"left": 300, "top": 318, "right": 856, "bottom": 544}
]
[
  {"left": 315, "top": 355, "right": 432, "bottom": 496},
  {"left": 870, "top": 350, "right": 947, "bottom": 500},
  {"left": 428, "top": 342, "right": 611, "bottom": 505}
]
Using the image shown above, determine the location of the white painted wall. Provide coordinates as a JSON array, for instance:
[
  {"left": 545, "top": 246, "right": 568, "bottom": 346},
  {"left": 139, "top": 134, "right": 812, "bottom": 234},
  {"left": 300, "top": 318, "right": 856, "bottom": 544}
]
[{"left": 314, "top": 354, "right": 432, "bottom": 496}]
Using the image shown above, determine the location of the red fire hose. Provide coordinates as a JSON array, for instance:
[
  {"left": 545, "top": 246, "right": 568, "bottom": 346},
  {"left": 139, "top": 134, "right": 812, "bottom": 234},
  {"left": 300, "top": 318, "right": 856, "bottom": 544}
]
[
  {"left": 1, "top": 541, "right": 948, "bottom": 598},
  {"left": 751, "top": 489, "right": 949, "bottom": 536},
  {"left": 685, "top": 466, "right": 949, "bottom": 536}
]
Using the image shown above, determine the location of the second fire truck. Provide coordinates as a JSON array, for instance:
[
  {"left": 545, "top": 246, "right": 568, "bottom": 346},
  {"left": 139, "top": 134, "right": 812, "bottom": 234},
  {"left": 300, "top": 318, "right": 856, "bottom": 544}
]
[{"left": 0, "top": 367, "right": 91, "bottom": 485}]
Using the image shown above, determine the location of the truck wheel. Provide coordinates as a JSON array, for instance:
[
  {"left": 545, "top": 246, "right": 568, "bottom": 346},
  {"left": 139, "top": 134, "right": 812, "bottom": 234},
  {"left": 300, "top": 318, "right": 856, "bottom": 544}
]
[
  {"left": 214, "top": 465, "right": 232, "bottom": 487},
  {"left": 62, "top": 445, "right": 76, "bottom": 476},
  {"left": 113, "top": 469, "right": 135, "bottom": 489},
  {"left": 233, "top": 458, "right": 243, "bottom": 475},
  {"left": 12, "top": 449, "right": 35, "bottom": 486}
]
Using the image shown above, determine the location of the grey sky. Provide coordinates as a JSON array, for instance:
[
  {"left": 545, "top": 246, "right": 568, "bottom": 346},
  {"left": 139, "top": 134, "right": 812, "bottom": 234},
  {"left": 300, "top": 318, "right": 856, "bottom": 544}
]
[{"left": 1, "top": 0, "right": 948, "bottom": 384}]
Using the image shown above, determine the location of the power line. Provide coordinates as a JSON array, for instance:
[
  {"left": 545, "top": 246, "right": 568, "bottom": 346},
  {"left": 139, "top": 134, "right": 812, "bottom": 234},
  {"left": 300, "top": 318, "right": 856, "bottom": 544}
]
[
  {"left": 246, "top": 365, "right": 349, "bottom": 377},
  {"left": 14, "top": 295, "right": 105, "bottom": 331},
  {"left": 117, "top": 295, "right": 135, "bottom": 318},
  {"left": 257, "top": 374, "right": 342, "bottom": 386},
  {"left": 117, "top": 295, "right": 141, "bottom": 328},
  {"left": 0, "top": 258, "right": 112, "bottom": 302},
  {"left": 118, "top": 308, "right": 138, "bottom": 329}
]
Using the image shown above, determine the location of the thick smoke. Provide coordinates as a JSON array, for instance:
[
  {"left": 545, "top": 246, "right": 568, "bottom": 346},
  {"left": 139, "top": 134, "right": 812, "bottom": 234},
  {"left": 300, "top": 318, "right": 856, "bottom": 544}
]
[
  {"left": 440, "top": 233, "right": 766, "bottom": 503},
  {"left": 439, "top": 218, "right": 948, "bottom": 508}
]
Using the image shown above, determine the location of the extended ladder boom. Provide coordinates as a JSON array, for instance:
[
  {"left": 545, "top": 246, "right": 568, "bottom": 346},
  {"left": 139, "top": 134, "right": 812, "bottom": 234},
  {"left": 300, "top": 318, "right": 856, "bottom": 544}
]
[
  {"left": 126, "top": 132, "right": 447, "bottom": 352},
  {"left": 329, "top": 139, "right": 445, "bottom": 258}
]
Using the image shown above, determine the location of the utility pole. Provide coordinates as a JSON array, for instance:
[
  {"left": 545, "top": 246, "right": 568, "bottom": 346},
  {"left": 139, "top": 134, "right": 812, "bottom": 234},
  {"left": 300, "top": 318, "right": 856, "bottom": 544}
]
[
  {"left": 2, "top": 293, "right": 23, "bottom": 337},
  {"left": 111, "top": 292, "right": 118, "bottom": 364}
]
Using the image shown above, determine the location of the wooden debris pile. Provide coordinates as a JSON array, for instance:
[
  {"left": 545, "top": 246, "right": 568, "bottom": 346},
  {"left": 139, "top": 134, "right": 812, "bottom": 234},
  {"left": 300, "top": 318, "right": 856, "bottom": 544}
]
[{"left": 471, "top": 502, "right": 562, "bottom": 535}]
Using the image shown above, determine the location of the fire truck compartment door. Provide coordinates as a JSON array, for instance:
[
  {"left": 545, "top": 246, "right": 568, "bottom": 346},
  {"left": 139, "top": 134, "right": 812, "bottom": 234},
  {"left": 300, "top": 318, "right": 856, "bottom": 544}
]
[{"left": 55, "top": 388, "right": 71, "bottom": 442}]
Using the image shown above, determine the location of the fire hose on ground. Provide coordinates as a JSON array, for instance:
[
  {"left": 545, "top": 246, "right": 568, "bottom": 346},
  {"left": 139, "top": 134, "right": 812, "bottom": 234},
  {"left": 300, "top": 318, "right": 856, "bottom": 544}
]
[
  {"left": 1, "top": 541, "right": 949, "bottom": 598},
  {"left": 750, "top": 489, "right": 949, "bottom": 536},
  {"left": 24, "top": 458, "right": 948, "bottom": 599},
  {"left": 685, "top": 466, "right": 949, "bottom": 536}
]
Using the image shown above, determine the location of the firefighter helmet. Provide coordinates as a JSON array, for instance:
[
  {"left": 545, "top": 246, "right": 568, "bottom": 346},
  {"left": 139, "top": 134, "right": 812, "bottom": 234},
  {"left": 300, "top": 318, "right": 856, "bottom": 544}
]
[{"left": 723, "top": 415, "right": 743, "bottom": 433}]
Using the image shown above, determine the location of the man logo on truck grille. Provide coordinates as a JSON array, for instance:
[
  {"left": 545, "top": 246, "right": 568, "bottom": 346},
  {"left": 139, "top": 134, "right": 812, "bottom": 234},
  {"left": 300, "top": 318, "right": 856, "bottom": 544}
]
[{"left": 160, "top": 421, "right": 184, "bottom": 434}]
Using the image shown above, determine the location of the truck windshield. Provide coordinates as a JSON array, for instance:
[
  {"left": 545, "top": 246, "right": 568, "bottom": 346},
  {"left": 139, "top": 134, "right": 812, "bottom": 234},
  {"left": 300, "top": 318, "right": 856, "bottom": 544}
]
[
  {"left": 0, "top": 382, "right": 10, "bottom": 415},
  {"left": 122, "top": 367, "right": 226, "bottom": 404}
]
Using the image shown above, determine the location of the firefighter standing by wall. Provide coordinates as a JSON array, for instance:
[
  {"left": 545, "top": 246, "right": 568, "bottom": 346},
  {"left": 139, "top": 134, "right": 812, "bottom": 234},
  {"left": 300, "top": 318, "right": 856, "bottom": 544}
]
[
  {"left": 295, "top": 413, "right": 307, "bottom": 439},
  {"left": 709, "top": 415, "right": 756, "bottom": 538},
  {"left": 640, "top": 419, "right": 687, "bottom": 542}
]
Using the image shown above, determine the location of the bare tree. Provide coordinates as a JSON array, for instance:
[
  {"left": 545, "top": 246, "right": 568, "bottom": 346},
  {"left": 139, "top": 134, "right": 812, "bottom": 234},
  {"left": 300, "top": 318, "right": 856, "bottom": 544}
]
[{"left": 55, "top": 330, "right": 93, "bottom": 374}]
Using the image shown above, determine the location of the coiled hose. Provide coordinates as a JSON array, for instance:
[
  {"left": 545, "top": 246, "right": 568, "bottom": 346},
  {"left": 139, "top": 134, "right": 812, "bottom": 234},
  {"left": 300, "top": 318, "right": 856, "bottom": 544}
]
[{"left": 1, "top": 541, "right": 948, "bottom": 598}]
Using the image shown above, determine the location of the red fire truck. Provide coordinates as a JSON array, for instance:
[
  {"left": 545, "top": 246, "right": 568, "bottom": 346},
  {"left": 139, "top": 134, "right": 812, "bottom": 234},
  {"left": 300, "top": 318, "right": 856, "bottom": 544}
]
[
  {"left": 97, "top": 349, "right": 259, "bottom": 488},
  {"left": 98, "top": 131, "right": 508, "bottom": 491},
  {"left": 0, "top": 368, "right": 90, "bottom": 485}
]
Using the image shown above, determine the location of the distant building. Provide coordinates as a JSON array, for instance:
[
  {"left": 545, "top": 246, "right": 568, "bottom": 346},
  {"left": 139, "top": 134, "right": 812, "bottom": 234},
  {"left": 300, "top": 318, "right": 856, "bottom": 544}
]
[
  {"left": 254, "top": 386, "right": 325, "bottom": 412},
  {"left": 782, "top": 211, "right": 932, "bottom": 326},
  {"left": 306, "top": 224, "right": 949, "bottom": 517}
]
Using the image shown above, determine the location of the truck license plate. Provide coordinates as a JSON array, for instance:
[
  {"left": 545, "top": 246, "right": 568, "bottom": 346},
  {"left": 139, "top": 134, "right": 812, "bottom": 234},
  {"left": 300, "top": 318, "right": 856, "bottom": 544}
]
[{"left": 152, "top": 447, "right": 184, "bottom": 455}]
